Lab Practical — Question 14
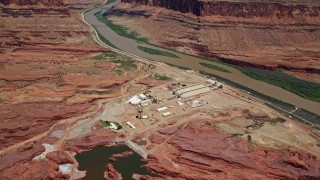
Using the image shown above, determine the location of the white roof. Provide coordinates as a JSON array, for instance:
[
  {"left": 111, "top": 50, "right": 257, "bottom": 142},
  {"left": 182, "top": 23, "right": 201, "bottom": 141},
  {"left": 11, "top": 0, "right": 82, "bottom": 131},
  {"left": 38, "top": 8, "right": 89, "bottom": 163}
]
[
  {"left": 140, "top": 99, "right": 152, "bottom": 104},
  {"left": 175, "top": 84, "right": 206, "bottom": 95},
  {"left": 139, "top": 94, "right": 147, "bottom": 99},
  {"left": 162, "top": 112, "right": 172, "bottom": 116},
  {"left": 157, "top": 107, "right": 168, "bottom": 112},
  {"left": 177, "top": 101, "right": 184, "bottom": 106},
  {"left": 126, "top": 121, "right": 136, "bottom": 129},
  {"left": 180, "top": 87, "right": 211, "bottom": 98},
  {"left": 129, "top": 95, "right": 141, "bottom": 105},
  {"left": 206, "top": 79, "right": 216, "bottom": 84},
  {"left": 109, "top": 123, "right": 118, "bottom": 129}
]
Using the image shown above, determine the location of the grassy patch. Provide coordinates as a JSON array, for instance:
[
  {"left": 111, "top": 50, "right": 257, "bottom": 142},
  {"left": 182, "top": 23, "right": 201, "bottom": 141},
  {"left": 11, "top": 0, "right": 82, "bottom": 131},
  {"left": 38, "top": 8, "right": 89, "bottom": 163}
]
[
  {"left": 94, "top": 26, "right": 117, "bottom": 48},
  {"left": 92, "top": 52, "right": 117, "bottom": 60},
  {"left": 247, "top": 135, "right": 253, "bottom": 151},
  {"left": 101, "top": 120, "right": 122, "bottom": 129},
  {"left": 137, "top": 140, "right": 147, "bottom": 146},
  {"left": 112, "top": 69, "right": 124, "bottom": 76},
  {"left": 205, "top": 121, "right": 214, "bottom": 126},
  {"left": 234, "top": 67, "right": 320, "bottom": 102},
  {"left": 97, "top": 16, "right": 149, "bottom": 44},
  {"left": 94, "top": 11, "right": 101, "bottom": 16},
  {"left": 153, "top": 73, "right": 170, "bottom": 80},
  {"left": 137, "top": 46, "right": 180, "bottom": 59},
  {"left": 112, "top": 60, "right": 137, "bottom": 70},
  {"left": 271, "top": 117, "right": 286, "bottom": 123},
  {"left": 101, "top": 121, "right": 111, "bottom": 127},
  {"left": 18, "top": 80, "right": 36, "bottom": 88},
  {"left": 82, "top": 90, "right": 114, "bottom": 95},
  {"left": 199, "top": 62, "right": 231, "bottom": 73},
  {"left": 165, "top": 63, "right": 191, "bottom": 70},
  {"left": 232, "top": 133, "right": 243, "bottom": 137}
]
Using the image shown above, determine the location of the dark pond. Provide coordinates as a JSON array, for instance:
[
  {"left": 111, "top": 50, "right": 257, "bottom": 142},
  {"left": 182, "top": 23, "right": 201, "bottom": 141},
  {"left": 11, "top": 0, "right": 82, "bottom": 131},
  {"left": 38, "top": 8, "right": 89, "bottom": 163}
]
[{"left": 75, "top": 145, "right": 152, "bottom": 180}]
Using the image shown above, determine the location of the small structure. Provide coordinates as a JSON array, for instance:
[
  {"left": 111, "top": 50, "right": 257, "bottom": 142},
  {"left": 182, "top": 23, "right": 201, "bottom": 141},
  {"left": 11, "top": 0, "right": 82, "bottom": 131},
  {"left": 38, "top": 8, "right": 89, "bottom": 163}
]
[
  {"left": 138, "top": 94, "right": 147, "bottom": 100},
  {"left": 157, "top": 107, "right": 168, "bottom": 112},
  {"left": 137, "top": 106, "right": 143, "bottom": 119},
  {"left": 129, "top": 95, "right": 141, "bottom": 105},
  {"left": 173, "top": 84, "right": 211, "bottom": 98},
  {"left": 206, "top": 79, "right": 216, "bottom": 85},
  {"left": 109, "top": 123, "right": 118, "bottom": 130},
  {"left": 177, "top": 101, "right": 184, "bottom": 106},
  {"left": 140, "top": 99, "right": 152, "bottom": 107},
  {"left": 162, "top": 112, "right": 172, "bottom": 117},
  {"left": 180, "top": 87, "right": 211, "bottom": 98},
  {"left": 142, "top": 115, "right": 148, "bottom": 119},
  {"left": 216, "top": 82, "right": 223, "bottom": 88},
  {"left": 187, "top": 99, "right": 208, "bottom": 108},
  {"left": 126, "top": 121, "right": 137, "bottom": 129}
]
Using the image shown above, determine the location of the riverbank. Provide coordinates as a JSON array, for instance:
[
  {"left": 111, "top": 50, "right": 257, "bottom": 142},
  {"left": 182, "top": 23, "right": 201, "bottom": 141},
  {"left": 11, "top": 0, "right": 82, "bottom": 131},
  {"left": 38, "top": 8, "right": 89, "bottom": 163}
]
[{"left": 83, "top": 1, "right": 320, "bottom": 115}]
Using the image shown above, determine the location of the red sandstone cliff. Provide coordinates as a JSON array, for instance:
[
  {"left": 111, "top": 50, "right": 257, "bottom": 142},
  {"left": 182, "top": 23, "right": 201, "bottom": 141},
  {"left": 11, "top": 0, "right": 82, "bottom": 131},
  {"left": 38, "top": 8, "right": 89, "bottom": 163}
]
[
  {"left": 115, "top": 0, "right": 320, "bottom": 75},
  {"left": 121, "top": 0, "right": 320, "bottom": 19},
  {"left": 0, "top": 0, "right": 63, "bottom": 6}
]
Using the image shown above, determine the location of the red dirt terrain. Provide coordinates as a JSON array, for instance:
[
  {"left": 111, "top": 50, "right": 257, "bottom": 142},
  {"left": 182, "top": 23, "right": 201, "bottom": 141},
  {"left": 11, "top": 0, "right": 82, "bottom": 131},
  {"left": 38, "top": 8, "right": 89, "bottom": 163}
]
[
  {"left": 0, "top": 0, "right": 141, "bottom": 179},
  {"left": 113, "top": 0, "right": 320, "bottom": 76},
  {"left": 145, "top": 120, "right": 320, "bottom": 179}
]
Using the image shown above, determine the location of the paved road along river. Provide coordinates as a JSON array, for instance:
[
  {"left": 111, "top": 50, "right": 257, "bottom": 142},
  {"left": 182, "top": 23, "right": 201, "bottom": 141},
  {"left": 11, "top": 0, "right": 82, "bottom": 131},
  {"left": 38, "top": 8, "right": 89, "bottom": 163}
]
[{"left": 84, "top": 1, "right": 320, "bottom": 115}]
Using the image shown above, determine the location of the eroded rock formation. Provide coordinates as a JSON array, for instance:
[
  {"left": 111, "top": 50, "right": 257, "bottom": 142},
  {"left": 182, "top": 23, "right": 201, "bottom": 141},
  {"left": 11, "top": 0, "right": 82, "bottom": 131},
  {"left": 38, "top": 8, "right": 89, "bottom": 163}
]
[{"left": 113, "top": 0, "right": 320, "bottom": 76}]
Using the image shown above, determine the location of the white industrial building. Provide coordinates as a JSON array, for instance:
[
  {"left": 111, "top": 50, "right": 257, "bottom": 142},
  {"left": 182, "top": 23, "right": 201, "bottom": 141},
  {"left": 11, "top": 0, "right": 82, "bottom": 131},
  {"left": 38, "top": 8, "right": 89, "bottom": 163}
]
[
  {"left": 173, "top": 84, "right": 211, "bottom": 98},
  {"left": 138, "top": 94, "right": 147, "bottom": 100},
  {"left": 140, "top": 99, "right": 152, "bottom": 107},
  {"left": 162, "top": 112, "right": 172, "bottom": 117},
  {"left": 109, "top": 123, "right": 118, "bottom": 130},
  {"left": 206, "top": 79, "right": 216, "bottom": 85},
  {"left": 157, "top": 106, "right": 168, "bottom": 112},
  {"left": 126, "top": 121, "right": 136, "bottom": 129}
]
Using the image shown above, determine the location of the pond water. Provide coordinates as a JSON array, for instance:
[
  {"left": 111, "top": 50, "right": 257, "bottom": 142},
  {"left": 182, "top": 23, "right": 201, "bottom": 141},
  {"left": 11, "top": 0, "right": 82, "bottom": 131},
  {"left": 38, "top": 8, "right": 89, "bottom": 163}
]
[{"left": 75, "top": 145, "right": 152, "bottom": 180}]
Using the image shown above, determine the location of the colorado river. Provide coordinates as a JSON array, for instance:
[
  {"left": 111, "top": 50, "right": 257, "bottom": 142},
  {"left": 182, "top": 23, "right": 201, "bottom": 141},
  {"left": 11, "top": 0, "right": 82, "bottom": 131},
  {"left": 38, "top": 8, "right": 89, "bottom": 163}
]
[{"left": 84, "top": 0, "right": 320, "bottom": 115}]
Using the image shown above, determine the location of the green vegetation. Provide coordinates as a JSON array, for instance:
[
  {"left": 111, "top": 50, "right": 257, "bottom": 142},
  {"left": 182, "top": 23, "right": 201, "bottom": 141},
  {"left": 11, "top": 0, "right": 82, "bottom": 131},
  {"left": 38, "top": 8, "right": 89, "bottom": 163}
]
[
  {"left": 92, "top": 52, "right": 117, "bottom": 60},
  {"left": 199, "top": 62, "right": 231, "bottom": 73},
  {"left": 153, "top": 73, "right": 171, "bottom": 80},
  {"left": 165, "top": 63, "right": 191, "bottom": 70},
  {"left": 101, "top": 120, "right": 122, "bottom": 129},
  {"left": 271, "top": 117, "right": 286, "bottom": 123},
  {"left": 101, "top": 121, "right": 111, "bottom": 127},
  {"left": 199, "top": 56, "right": 320, "bottom": 102},
  {"left": 252, "top": 122, "right": 264, "bottom": 129},
  {"left": 94, "top": 27, "right": 117, "bottom": 48},
  {"left": 247, "top": 135, "right": 253, "bottom": 151},
  {"left": 82, "top": 90, "right": 114, "bottom": 95},
  {"left": 18, "top": 80, "right": 36, "bottom": 88},
  {"left": 234, "top": 67, "right": 320, "bottom": 102},
  {"left": 96, "top": 16, "right": 149, "bottom": 44},
  {"left": 112, "top": 60, "right": 137, "bottom": 70},
  {"left": 105, "top": 0, "right": 116, "bottom": 5},
  {"left": 137, "top": 140, "right": 147, "bottom": 146},
  {"left": 137, "top": 46, "right": 180, "bottom": 59},
  {"left": 232, "top": 133, "right": 243, "bottom": 137},
  {"left": 112, "top": 69, "right": 124, "bottom": 76},
  {"left": 205, "top": 121, "right": 214, "bottom": 126},
  {"left": 94, "top": 11, "right": 101, "bottom": 16}
]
